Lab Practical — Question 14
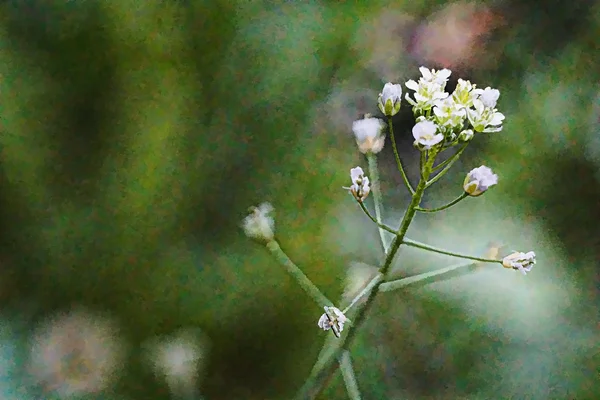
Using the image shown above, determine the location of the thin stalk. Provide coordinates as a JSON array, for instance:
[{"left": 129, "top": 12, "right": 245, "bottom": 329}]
[
  {"left": 367, "top": 153, "right": 389, "bottom": 253},
  {"left": 358, "top": 201, "right": 397, "bottom": 235},
  {"left": 401, "top": 238, "right": 503, "bottom": 264},
  {"left": 432, "top": 143, "right": 468, "bottom": 172},
  {"left": 294, "top": 151, "right": 438, "bottom": 400},
  {"left": 342, "top": 273, "right": 384, "bottom": 314},
  {"left": 415, "top": 192, "right": 468, "bottom": 213},
  {"left": 426, "top": 144, "right": 468, "bottom": 188},
  {"left": 266, "top": 241, "right": 333, "bottom": 307},
  {"left": 339, "top": 350, "right": 362, "bottom": 400},
  {"left": 388, "top": 117, "right": 415, "bottom": 195},
  {"left": 378, "top": 260, "right": 477, "bottom": 292}
]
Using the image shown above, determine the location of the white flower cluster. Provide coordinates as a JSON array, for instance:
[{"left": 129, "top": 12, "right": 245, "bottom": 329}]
[{"left": 403, "top": 67, "right": 505, "bottom": 150}]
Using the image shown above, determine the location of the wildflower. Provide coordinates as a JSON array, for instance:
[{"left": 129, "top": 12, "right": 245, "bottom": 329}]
[
  {"left": 412, "top": 120, "right": 444, "bottom": 150},
  {"left": 463, "top": 165, "right": 498, "bottom": 196},
  {"left": 352, "top": 116, "right": 386, "bottom": 154},
  {"left": 346, "top": 167, "right": 370, "bottom": 202},
  {"left": 378, "top": 83, "right": 403, "bottom": 116},
  {"left": 27, "top": 308, "right": 125, "bottom": 398},
  {"left": 474, "top": 86, "right": 500, "bottom": 108},
  {"left": 317, "top": 306, "right": 348, "bottom": 338},
  {"left": 452, "top": 79, "right": 477, "bottom": 109},
  {"left": 418, "top": 66, "right": 452, "bottom": 85},
  {"left": 467, "top": 95, "right": 505, "bottom": 133},
  {"left": 405, "top": 67, "right": 452, "bottom": 114},
  {"left": 502, "top": 251, "right": 536, "bottom": 275},
  {"left": 242, "top": 202, "right": 275, "bottom": 242},
  {"left": 433, "top": 97, "right": 467, "bottom": 130}
]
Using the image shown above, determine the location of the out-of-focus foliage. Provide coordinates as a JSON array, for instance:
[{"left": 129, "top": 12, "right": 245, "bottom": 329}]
[{"left": 0, "top": 1, "right": 598, "bottom": 399}]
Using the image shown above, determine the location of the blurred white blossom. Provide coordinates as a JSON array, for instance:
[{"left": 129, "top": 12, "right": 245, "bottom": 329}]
[
  {"left": 412, "top": 120, "right": 444, "bottom": 150},
  {"left": 346, "top": 167, "right": 370, "bottom": 202},
  {"left": 317, "top": 306, "right": 348, "bottom": 338},
  {"left": 502, "top": 251, "right": 536, "bottom": 275},
  {"left": 463, "top": 165, "right": 498, "bottom": 196},
  {"left": 27, "top": 307, "right": 125, "bottom": 398},
  {"left": 474, "top": 86, "right": 500, "bottom": 109},
  {"left": 144, "top": 329, "right": 207, "bottom": 399},
  {"left": 458, "top": 129, "right": 474, "bottom": 142},
  {"left": 242, "top": 202, "right": 275, "bottom": 242},
  {"left": 378, "top": 83, "right": 403, "bottom": 116},
  {"left": 352, "top": 117, "right": 386, "bottom": 154}
]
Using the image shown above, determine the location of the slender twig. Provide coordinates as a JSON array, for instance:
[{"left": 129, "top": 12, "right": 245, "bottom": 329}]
[
  {"left": 294, "top": 152, "right": 438, "bottom": 400},
  {"left": 432, "top": 143, "right": 468, "bottom": 172},
  {"left": 378, "top": 260, "right": 477, "bottom": 292},
  {"left": 401, "top": 238, "right": 503, "bottom": 264},
  {"left": 266, "top": 241, "right": 333, "bottom": 307},
  {"left": 339, "top": 350, "right": 362, "bottom": 400},
  {"left": 415, "top": 192, "right": 468, "bottom": 213},
  {"left": 358, "top": 202, "right": 397, "bottom": 235},
  {"left": 367, "top": 153, "right": 389, "bottom": 253},
  {"left": 388, "top": 117, "right": 415, "bottom": 195},
  {"left": 426, "top": 143, "right": 468, "bottom": 188},
  {"left": 342, "top": 273, "right": 384, "bottom": 314}
]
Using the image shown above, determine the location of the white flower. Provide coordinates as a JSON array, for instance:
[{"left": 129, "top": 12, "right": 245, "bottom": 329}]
[
  {"left": 346, "top": 166, "right": 370, "bottom": 202},
  {"left": 27, "top": 308, "right": 125, "bottom": 398},
  {"left": 378, "top": 83, "right": 403, "bottom": 116},
  {"left": 474, "top": 86, "right": 500, "bottom": 109},
  {"left": 463, "top": 165, "right": 498, "bottom": 196},
  {"left": 502, "top": 251, "right": 536, "bottom": 275},
  {"left": 241, "top": 202, "right": 275, "bottom": 242},
  {"left": 352, "top": 117, "right": 386, "bottom": 154},
  {"left": 451, "top": 78, "right": 477, "bottom": 108},
  {"left": 412, "top": 120, "right": 444, "bottom": 150},
  {"left": 317, "top": 306, "right": 348, "bottom": 338},
  {"left": 467, "top": 98, "right": 505, "bottom": 133},
  {"left": 418, "top": 66, "right": 452, "bottom": 85},
  {"left": 433, "top": 97, "right": 466, "bottom": 129},
  {"left": 405, "top": 79, "right": 449, "bottom": 114}
]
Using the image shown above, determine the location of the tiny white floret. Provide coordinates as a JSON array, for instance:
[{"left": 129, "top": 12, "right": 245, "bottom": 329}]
[
  {"left": 463, "top": 165, "right": 498, "bottom": 196},
  {"left": 412, "top": 120, "right": 444, "bottom": 150}
]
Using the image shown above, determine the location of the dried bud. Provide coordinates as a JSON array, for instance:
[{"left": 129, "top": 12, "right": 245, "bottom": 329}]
[
  {"left": 346, "top": 167, "right": 370, "bottom": 202},
  {"left": 317, "top": 306, "right": 348, "bottom": 338},
  {"left": 502, "top": 251, "right": 536, "bottom": 275},
  {"left": 241, "top": 203, "right": 275, "bottom": 242}
]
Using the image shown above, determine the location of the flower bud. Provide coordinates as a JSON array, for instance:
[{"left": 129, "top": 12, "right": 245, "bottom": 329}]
[
  {"left": 463, "top": 165, "right": 498, "bottom": 196},
  {"left": 352, "top": 117, "right": 386, "bottom": 154},
  {"left": 241, "top": 203, "right": 275, "bottom": 242},
  {"left": 317, "top": 306, "right": 348, "bottom": 338},
  {"left": 346, "top": 167, "right": 370, "bottom": 202},
  {"left": 378, "top": 83, "right": 403, "bottom": 116},
  {"left": 458, "top": 129, "right": 474, "bottom": 142},
  {"left": 502, "top": 251, "right": 536, "bottom": 275}
]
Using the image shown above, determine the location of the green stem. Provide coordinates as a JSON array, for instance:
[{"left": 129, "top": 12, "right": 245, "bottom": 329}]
[
  {"left": 366, "top": 153, "right": 389, "bottom": 253},
  {"left": 378, "top": 260, "right": 477, "bottom": 292},
  {"left": 426, "top": 144, "right": 468, "bottom": 188},
  {"left": 388, "top": 117, "right": 415, "bottom": 195},
  {"left": 266, "top": 241, "right": 333, "bottom": 307},
  {"left": 294, "top": 152, "right": 437, "bottom": 400},
  {"left": 342, "top": 273, "right": 383, "bottom": 314},
  {"left": 432, "top": 143, "right": 468, "bottom": 172},
  {"left": 358, "top": 202, "right": 397, "bottom": 235},
  {"left": 415, "top": 192, "right": 468, "bottom": 213},
  {"left": 401, "top": 238, "right": 503, "bottom": 264},
  {"left": 339, "top": 350, "right": 362, "bottom": 400}
]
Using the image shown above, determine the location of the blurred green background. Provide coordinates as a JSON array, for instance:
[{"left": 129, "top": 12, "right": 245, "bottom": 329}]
[{"left": 0, "top": 1, "right": 598, "bottom": 399}]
